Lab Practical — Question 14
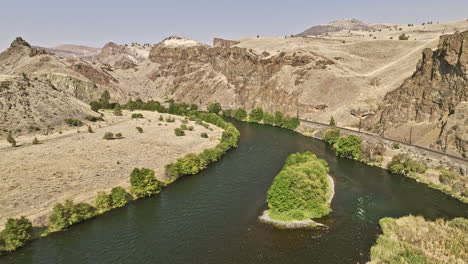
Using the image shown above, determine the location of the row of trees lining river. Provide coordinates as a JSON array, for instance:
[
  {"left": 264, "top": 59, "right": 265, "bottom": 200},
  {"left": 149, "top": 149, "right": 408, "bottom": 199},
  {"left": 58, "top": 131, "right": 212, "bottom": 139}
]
[{"left": 0, "top": 96, "right": 241, "bottom": 253}]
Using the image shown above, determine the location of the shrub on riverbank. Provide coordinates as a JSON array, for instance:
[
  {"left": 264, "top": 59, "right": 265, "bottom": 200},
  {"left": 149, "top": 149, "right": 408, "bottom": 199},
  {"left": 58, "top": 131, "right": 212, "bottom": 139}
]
[
  {"left": 165, "top": 112, "right": 240, "bottom": 180},
  {"left": 207, "top": 102, "right": 221, "bottom": 114},
  {"left": 323, "top": 128, "right": 340, "bottom": 145},
  {"left": 369, "top": 216, "right": 467, "bottom": 263},
  {"left": 130, "top": 168, "right": 163, "bottom": 198},
  {"left": 0, "top": 217, "right": 33, "bottom": 251},
  {"left": 245, "top": 108, "right": 300, "bottom": 130},
  {"left": 266, "top": 152, "right": 332, "bottom": 222},
  {"left": 110, "top": 187, "right": 130, "bottom": 207},
  {"left": 48, "top": 200, "right": 96, "bottom": 232},
  {"left": 387, "top": 154, "right": 427, "bottom": 176},
  {"left": 233, "top": 108, "right": 247, "bottom": 121},
  {"left": 249, "top": 108, "right": 264, "bottom": 122},
  {"left": 334, "top": 135, "right": 362, "bottom": 160}
]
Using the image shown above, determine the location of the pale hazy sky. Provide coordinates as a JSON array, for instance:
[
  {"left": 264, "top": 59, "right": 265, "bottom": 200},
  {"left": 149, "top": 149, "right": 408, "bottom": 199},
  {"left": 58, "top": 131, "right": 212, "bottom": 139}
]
[{"left": 1, "top": 0, "right": 467, "bottom": 50}]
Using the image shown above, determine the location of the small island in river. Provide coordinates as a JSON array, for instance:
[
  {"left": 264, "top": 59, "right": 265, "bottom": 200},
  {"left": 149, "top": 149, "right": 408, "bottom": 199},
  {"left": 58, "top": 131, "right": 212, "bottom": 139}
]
[{"left": 259, "top": 151, "right": 334, "bottom": 229}]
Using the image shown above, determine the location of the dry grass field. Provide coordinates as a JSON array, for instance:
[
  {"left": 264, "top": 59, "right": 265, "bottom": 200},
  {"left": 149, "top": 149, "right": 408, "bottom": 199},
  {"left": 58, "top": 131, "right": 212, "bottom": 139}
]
[{"left": 0, "top": 110, "right": 222, "bottom": 228}]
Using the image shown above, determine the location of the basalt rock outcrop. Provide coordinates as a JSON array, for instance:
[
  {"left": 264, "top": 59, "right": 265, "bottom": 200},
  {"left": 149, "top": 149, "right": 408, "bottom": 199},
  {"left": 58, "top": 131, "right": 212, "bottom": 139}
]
[
  {"left": 148, "top": 44, "right": 329, "bottom": 115},
  {"left": 375, "top": 31, "right": 467, "bottom": 157}
]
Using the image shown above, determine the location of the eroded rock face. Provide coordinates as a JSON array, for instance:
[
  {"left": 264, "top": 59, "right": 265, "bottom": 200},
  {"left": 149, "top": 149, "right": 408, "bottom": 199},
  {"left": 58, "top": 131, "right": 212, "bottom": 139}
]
[
  {"left": 70, "top": 63, "right": 117, "bottom": 86},
  {"left": 437, "top": 102, "right": 468, "bottom": 158},
  {"left": 376, "top": 31, "right": 467, "bottom": 157},
  {"left": 148, "top": 44, "right": 319, "bottom": 114}
]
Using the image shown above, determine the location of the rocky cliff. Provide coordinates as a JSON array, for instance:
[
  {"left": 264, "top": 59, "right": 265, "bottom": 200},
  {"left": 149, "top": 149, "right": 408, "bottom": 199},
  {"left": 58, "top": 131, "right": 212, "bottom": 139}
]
[
  {"left": 147, "top": 43, "right": 333, "bottom": 114},
  {"left": 376, "top": 31, "right": 467, "bottom": 157}
]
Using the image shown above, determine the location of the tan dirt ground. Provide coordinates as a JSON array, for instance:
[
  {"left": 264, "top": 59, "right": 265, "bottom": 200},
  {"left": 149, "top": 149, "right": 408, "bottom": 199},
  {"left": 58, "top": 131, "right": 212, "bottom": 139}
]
[{"left": 0, "top": 110, "right": 222, "bottom": 229}]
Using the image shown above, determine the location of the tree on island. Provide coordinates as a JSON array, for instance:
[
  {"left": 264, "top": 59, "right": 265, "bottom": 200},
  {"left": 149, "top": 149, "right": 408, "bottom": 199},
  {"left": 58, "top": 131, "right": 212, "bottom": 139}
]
[{"left": 266, "top": 152, "right": 332, "bottom": 222}]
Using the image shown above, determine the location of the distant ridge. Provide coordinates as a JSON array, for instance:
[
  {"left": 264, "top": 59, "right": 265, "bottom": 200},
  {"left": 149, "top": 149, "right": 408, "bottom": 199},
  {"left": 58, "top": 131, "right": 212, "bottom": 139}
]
[{"left": 296, "top": 18, "right": 389, "bottom": 36}]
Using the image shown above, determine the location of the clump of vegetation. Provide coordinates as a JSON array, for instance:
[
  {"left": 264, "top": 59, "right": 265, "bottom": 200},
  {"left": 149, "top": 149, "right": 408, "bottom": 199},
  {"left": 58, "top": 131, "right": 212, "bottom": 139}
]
[
  {"left": 187, "top": 125, "right": 194, "bottom": 131},
  {"left": 32, "top": 137, "right": 40, "bottom": 144},
  {"left": 233, "top": 108, "right": 247, "bottom": 121},
  {"left": 200, "top": 132, "right": 208, "bottom": 138},
  {"left": 329, "top": 116, "right": 336, "bottom": 126},
  {"left": 334, "top": 135, "right": 362, "bottom": 160},
  {"left": 0, "top": 217, "right": 33, "bottom": 251},
  {"left": 159, "top": 115, "right": 164, "bottom": 121},
  {"left": 115, "top": 132, "right": 123, "bottom": 139},
  {"left": 387, "top": 154, "right": 427, "bottom": 176},
  {"left": 136, "top": 127, "right": 143, "bottom": 133},
  {"left": 6, "top": 134, "right": 16, "bottom": 147},
  {"left": 207, "top": 102, "right": 222, "bottom": 114},
  {"left": 369, "top": 216, "right": 468, "bottom": 264},
  {"left": 221, "top": 109, "right": 232, "bottom": 117},
  {"left": 87, "top": 125, "right": 94, "bottom": 133},
  {"left": 95, "top": 192, "right": 112, "bottom": 212},
  {"left": 165, "top": 113, "right": 240, "bottom": 180},
  {"left": 165, "top": 117, "right": 175, "bottom": 123},
  {"left": 174, "top": 128, "right": 185, "bottom": 136},
  {"left": 113, "top": 104, "right": 123, "bottom": 116},
  {"left": 248, "top": 108, "right": 300, "bottom": 130},
  {"left": 64, "top": 119, "right": 83, "bottom": 127},
  {"left": 48, "top": 200, "right": 96, "bottom": 232},
  {"left": 438, "top": 169, "right": 457, "bottom": 185},
  {"left": 85, "top": 115, "right": 104, "bottom": 122},
  {"left": 266, "top": 152, "right": 332, "bottom": 222},
  {"left": 131, "top": 113, "right": 144, "bottom": 119},
  {"left": 180, "top": 124, "right": 188, "bottom": 130},
  {"left": 399, "top": 33, "right": 409, "bottom": 40},
  {"left": 323, "top": 128, "right": 340, "bottom": 145},
  {"left": 391, "top": 142, "right": 400, "bottom": 149},
  {"left": 249, "top": 108, "right": 264, "bottom": 122},
  {"left": 130, "top": 168, "right": 163, "bottom": 198},
  {"left": 361, "top": 141, "right": 385, "bottom": 164},
  {"left": 103, "top": 132, "right": 114, "bottom": 140},
  {"left": 110, "top": 187, "right": 130, "bottom": 207}
]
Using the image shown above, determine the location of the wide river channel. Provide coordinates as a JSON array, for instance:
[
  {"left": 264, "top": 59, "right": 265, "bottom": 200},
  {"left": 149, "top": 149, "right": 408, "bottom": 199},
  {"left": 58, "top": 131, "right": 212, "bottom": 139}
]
[{"left": 2, "top": 119, "right": 467, "bottom": 264}]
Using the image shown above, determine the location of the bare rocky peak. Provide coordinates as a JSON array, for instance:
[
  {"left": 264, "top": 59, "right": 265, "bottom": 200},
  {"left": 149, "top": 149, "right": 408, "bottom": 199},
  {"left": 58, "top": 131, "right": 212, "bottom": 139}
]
[
  {"left": 158, "top": 36, "right": 205, "bottom": 48},
  {"left": 296, "top": 18, "right": 389, "bottom": 36},
  {"left": 10, "top": 37, "right": 31, "bottom": 48}
]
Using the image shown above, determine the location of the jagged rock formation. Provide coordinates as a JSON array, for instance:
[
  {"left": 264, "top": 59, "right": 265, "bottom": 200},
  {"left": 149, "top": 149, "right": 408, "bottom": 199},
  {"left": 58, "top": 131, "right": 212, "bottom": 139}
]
[
  {"left": 375, "top": 31, "right": 467, "bottom": 157},
  {"left": 296, "top": 19, "right": 389, "bottom": 37},
  {"left": 0, "top": 38, "right": 119, "bottom": 135},
  {"left": 213, "top": 38, "right": 240, "bottom": 48}
]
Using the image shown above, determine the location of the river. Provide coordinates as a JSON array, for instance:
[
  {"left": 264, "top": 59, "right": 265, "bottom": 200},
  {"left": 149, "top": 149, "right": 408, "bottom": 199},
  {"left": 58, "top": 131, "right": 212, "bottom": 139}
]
[{"left": 1, "top": 120, "right": 467, "bottom": 264}]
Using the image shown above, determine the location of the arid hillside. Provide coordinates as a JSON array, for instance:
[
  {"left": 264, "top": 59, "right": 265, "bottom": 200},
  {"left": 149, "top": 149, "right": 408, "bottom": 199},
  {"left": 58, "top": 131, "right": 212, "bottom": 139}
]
[{"left": 0, "top": 20, "right": 467, "bottom": 156}]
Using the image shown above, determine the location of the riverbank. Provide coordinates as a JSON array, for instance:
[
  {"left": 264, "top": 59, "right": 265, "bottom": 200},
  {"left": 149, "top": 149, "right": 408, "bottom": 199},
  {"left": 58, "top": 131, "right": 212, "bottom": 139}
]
[
  {"left": 0, "top": 110, "right": 222, "bottom": 230},
  {"left": 297, "top": 122, "right": 468, "bottom": 203},
  {"left": 368, "top": 216, "right": 468, "bottom": 263}
]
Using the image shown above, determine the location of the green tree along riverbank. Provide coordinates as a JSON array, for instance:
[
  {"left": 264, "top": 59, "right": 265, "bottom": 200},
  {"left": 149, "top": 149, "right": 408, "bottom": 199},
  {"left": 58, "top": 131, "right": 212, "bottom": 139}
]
[
  {"left": 261, "top": 152, "right": 333, "bottom": 227},
  {"left": 0, "top": 100, "right": 240, "bottom": 254},
  {"left": 368, "top": 216, "right": 468, "bottom": 264},
  {"left": 321, "top": 127, "right": 468, "bottom": 204}
]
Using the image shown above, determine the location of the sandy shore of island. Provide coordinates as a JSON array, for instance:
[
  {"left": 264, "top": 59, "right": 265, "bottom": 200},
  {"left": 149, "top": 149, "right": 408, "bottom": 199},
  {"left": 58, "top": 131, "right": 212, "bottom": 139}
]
[
  {"left": 259, "top": 174, "right": 335, "bottom": 229},
  {"left": 0, "top": 110, "right": 222, "bottom": 229}
]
